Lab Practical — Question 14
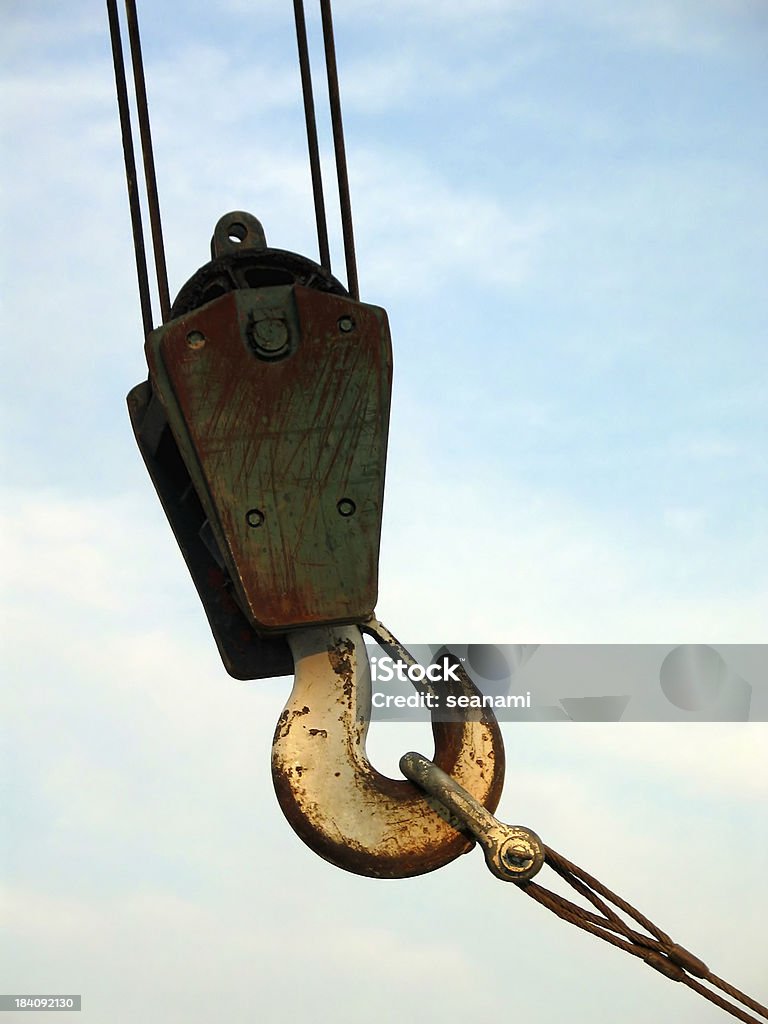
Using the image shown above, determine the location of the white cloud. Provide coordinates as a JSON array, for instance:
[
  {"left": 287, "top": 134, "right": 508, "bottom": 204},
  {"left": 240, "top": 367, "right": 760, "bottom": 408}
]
[
  {"left": 349, "top": 148, "right": 550, "bottom": 297},
  {"left": 0, "top": 883, "right": 565, "bottom": 1021},
  {"left": 1, "top": 66, "right": 111, "bottom": 124},
  {"left": 0, "top": 488, "right": 181, "bottom": 615},
  {"left": 250, "top": 0, "right": 532, "bottom": 29},
  {"left": 573, "top": 722, "right": 768, "bottom": 798},
  {"left": 220, "top": 0, "right": 768, "bottom": 55},
  {"left": 375, "top": 460, "right": 766, "bottom": 641},
  {"left": 2, "top": 7, "right": 104, "bottom": 57},
  {"left": 337, "top": 48, "right": 509, "bottom": 113},
  {"left": 146, "top": 42, "right": 300, "bottom": 125},
  {"left": 663, "top": 504, "right": 709, "bottom": 533},
  {"left": 576, "top": 0, "right": 767, "bottom": 52}
]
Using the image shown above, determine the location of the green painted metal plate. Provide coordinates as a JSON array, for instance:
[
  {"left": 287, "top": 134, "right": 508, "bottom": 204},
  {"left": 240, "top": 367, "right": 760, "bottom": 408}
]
[{"left": 146, "top": 284, "right": 392, "bottom": 633}]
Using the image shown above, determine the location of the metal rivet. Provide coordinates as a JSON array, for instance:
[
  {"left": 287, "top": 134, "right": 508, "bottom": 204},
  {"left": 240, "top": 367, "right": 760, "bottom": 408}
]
[
  {"left": 338, "top": 315, "right": 355, "bottom": 333},
  {"left": 246, "top": 508, "right": 265, "bottom": 528},
  {"left": 186, "top": 330, "right": 206, "bottom": 350},
  {"left": 337, "top": 498, "right": 356, "bottom": 517}
]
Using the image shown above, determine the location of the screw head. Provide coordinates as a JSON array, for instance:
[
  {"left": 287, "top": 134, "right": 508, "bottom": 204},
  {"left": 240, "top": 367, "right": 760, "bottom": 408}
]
[
  {"left": 338, "top": 315, "right": 356, "bottom": 333},
  {"left": 245, "top": 508, "right": 265, "bottom": 528}
]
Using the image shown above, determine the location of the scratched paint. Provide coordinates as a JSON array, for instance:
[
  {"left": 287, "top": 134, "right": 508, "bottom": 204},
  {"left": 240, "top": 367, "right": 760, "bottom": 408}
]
[{"left": 146, "top": 284, "right": 392, "bottom": 633}]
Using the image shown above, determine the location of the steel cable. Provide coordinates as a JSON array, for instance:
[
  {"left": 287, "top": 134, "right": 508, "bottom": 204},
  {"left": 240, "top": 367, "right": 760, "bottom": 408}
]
[
  {"left": 124, "top": 0, "right": 171, "bottom": 323},
  {"left": 319, "top": 0, "right": 359, "bottom": 300},
  {"left": 519, "top": 845, "right": 768, "bottom": 1024},
  {"left": 106, "top": 0, "right": 154, "bottom": 336},
  {"left": 293, "top": 0, "right": 332, "bottom": 274},
  {"left": 401, "top": 750, "right": 766, "bottom": 1024}
]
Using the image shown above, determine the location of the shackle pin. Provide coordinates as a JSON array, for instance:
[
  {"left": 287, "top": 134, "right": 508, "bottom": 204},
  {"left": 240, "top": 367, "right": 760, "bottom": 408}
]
[{"left": 401, "top": 751, "right": 544, "bottom": 883}]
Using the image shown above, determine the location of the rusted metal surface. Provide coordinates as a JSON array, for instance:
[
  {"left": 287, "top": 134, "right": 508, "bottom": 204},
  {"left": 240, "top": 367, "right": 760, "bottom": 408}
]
[
  {"left": 209, "top": 210, "right": 267, "bottom": 259},
  {"left": 127, "top": 380, "right": 293, "bottom": 679},
  {"left": 146, "top": 282, "right": 392, "bottom": 634},
  {"left": 272, "top": 622, "right": 505, "bottom": 878},
  {"left": 170, "top": 242, "right": 347, "bottom": 320},
  {"left": 128, "top": 213, "right": 390, "bottom": 676}
]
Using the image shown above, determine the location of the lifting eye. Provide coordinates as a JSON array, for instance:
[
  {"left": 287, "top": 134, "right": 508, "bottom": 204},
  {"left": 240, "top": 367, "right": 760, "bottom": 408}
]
[
  {"left": 227, "top": 221, "right": 247, "bottom": 244},
  {"left": 210, "top": 210, "right": 267, "bottom": 259}
]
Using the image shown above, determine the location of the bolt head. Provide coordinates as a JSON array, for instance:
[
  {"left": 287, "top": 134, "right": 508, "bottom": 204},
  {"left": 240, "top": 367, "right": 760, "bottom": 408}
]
[
  {"left": 496, "top": 828, "right": 545, "bottom": 881},
  {"left": 500, "top": 838, "right": 535, "bottom": 871},
  {"left": 247, "top": 311, "right": 291, "bottom": 359},
  {"left": 253, "top": 317, "right": 289, "bottom": 352}
]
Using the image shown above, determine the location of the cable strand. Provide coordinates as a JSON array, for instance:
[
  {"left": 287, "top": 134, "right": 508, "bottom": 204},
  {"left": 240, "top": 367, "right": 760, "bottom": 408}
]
[
  {"left": 519, "top": 845, "right": 768, "bottom": 1024},
  {"left": 319, "top": 0, "right": 359, "bottom": 299},
  {"left": 106, "top": 0, "right": 154, "bottom": 337},
  {"left": 293, "top": 0, "right": 332, "bottom": 274},
  {"left": 124, "top": 0, "right": 171, "bottom": 323}
]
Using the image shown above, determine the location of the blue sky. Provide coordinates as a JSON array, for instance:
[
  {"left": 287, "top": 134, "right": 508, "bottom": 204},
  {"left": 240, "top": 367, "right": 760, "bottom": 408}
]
[{"left": 2, "top": 1, "right": 767, "bottom": 1022}]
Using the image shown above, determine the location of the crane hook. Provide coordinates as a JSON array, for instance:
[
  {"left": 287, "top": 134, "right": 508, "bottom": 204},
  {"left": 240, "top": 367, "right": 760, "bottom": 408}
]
[{"left": 271, "top": 619, "right": 505, "bottom": 878}]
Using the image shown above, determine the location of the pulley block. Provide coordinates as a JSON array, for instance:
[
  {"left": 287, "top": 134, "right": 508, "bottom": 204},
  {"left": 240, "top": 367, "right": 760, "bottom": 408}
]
[{"left": 128, "top": 212, "right": 392, "bottom": 679}]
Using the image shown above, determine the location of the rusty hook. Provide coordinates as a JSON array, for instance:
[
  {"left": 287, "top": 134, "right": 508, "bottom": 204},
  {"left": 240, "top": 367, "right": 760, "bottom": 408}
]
[{"left": 271, "top": 619, "right": 505, "bottom": 878}]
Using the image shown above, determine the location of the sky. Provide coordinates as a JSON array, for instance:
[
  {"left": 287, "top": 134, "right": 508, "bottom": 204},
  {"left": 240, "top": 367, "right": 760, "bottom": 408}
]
[{"left": 1, "top": 1, "right": 767, "bottom": 1022}]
